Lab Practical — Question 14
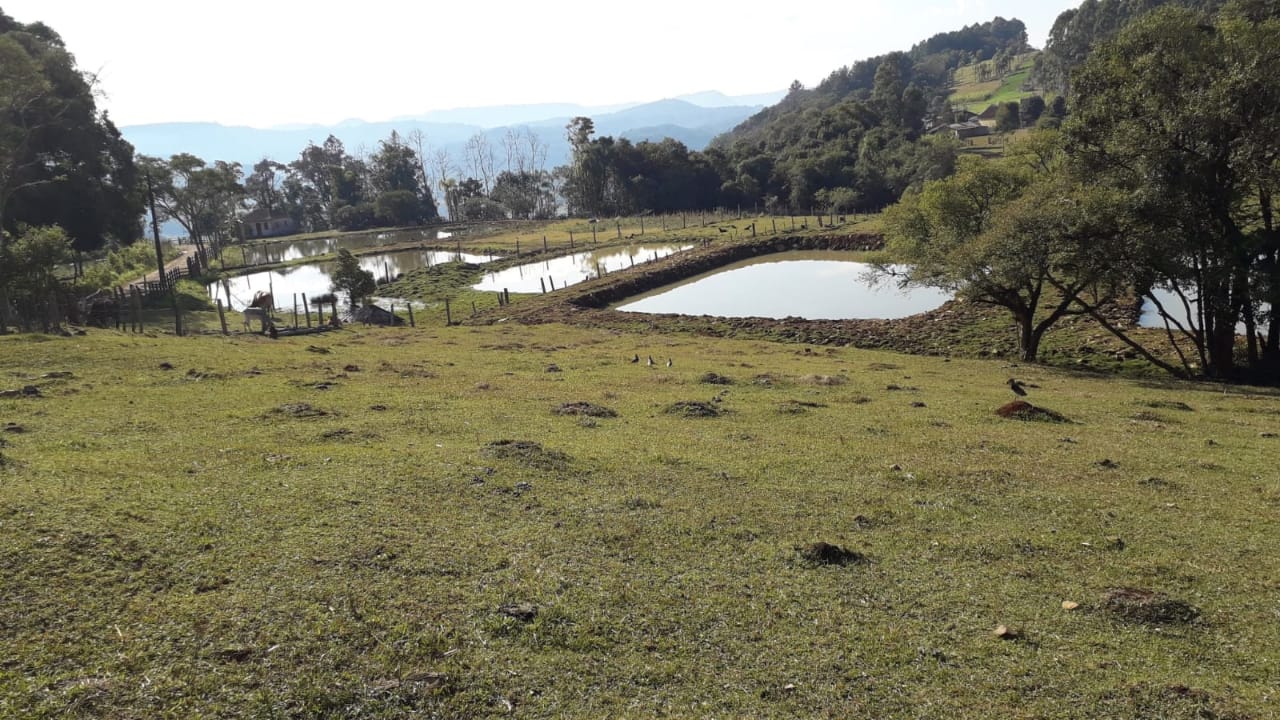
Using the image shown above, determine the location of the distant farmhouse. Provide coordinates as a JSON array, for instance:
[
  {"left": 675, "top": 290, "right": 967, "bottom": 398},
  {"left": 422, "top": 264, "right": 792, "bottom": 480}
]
[
  {"left": 240, "top": 207, "right": 298, "bottom": 240},
  {"left": 927, "top": 119, "right": 991, "bottom": 140}
]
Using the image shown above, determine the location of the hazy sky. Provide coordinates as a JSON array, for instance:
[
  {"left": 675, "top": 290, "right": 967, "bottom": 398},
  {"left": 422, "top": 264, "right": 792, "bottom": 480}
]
[{"left": 7, "top": 0, "right": 1076, "bottom": 128}]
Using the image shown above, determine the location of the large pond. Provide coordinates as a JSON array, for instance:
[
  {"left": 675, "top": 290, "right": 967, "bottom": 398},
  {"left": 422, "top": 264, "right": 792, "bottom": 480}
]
[
  {"left": 473, "top": 243, "right": 694, "bottom": 293},
  {"left": 614, "top": 251, "right": 952, "bottom": 320},
  {"left": 238, "top": 229, "right": 457, "bottom": 265},
  {"left": 209, "top": 248, "right": 488, "bottom": 310}
]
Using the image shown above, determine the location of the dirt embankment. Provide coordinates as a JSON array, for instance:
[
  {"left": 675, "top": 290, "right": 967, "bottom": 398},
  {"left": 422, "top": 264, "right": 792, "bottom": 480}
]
[{"left": 474, "top": 232, "right": 1146, "bottom": 362}]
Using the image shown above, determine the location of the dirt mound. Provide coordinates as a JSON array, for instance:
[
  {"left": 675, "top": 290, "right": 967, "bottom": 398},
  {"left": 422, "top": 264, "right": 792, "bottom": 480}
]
[
  {"left": 699, "top": 372, "right": 734, "bottom": 385},
  {"left": 553, "top": 402, "right": 618, "bottom": 418},
  {"left": 664, "top": 401, "right": 722, "bottom": 418},
  {"left": 778, "top": 400, "right": 827, "bottom": 414},
  {"left": 996, "top": 400, "right": 1071, "bottom": 423},
  {"left": 798, "top": 542, "right": 869, "bottom": 566},
  {"left": 482, "top": 440, "right": 570, "bottom": 470},
  {"left": 266, "top": 402, "right": 330, "bottom": 419},
  {"left": 1103, "top": 587, "right": 1200, "bottom": 625},
  {"left": 1144, "top": 400, "right": 1194, "bottom": 412}
]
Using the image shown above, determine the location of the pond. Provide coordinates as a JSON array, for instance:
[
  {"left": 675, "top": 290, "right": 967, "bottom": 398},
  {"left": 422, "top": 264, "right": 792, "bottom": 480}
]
[
  {"left": 209, "top": 248, "right": 490, "bottom": 310},
  {"left": 472, "top": 243, "right": 694, "bottom": 293},
  {"left": 238, "top": 229, "right": 461, "bottom": 265},
  {"left": 613, "top": 252, "right": 952, "bottom": 320},
  {"left": 1139, "top": 288, "right": 1269, "bottom": 336}
]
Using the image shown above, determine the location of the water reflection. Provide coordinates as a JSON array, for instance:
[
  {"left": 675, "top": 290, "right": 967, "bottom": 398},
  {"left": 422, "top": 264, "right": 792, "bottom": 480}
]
[
  {"left": 614, "top": 252, "right": 951, "bottom": 320},
  {"left": 1140, "top": 287, "right": 1269, "bottom": 336},
  {"left": 239, "top": 229, "right": 460, "bottom": 265},
  {"left": 209, "top": 248, "right": 489, "bottom": 309},
  {"left": 473, "top": 244, "right": 693, "bottom": 293}
]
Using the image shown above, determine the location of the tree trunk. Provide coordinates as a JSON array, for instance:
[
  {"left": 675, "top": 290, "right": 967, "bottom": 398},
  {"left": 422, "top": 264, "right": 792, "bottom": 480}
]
[
  {"left": 0, "top": 287, "right": 10, "bottom": 335},
  {"left": 1017, "top": 313, "right": 1038, "bottom": 362}
]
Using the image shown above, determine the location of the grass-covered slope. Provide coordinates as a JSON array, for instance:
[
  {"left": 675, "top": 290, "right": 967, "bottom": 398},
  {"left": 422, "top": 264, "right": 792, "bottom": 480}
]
[{"left": 1, "top": 326, "right": 1277, "bottom": 718}]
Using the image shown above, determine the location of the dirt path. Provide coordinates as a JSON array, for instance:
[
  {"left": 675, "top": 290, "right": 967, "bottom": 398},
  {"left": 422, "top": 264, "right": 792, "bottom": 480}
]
[{"left": 123, "top": 244, "right": 199, "bottom": 289}]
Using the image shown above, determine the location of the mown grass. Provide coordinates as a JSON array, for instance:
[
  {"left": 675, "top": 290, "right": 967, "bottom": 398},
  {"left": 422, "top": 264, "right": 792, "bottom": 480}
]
[{"left": 1, "top": 322, "right": 1277, "bottom": 718}]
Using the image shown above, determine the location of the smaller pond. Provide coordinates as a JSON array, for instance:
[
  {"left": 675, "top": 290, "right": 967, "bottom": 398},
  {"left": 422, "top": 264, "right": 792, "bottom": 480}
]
[
  {"left": 613, "top": 251, "right": 952, "bottom": 320},
  {"left": 210, "top": 248, "right": 490, "bottom": 310},
  {"left": 239, "top": 229, "right": 462, "bottom": 265},
  {"left": 472, "top": 244, "right": 694, "bottom": 293},
  {"left": 1140, "top": 288, "right": 1269, "bottom": 336}
]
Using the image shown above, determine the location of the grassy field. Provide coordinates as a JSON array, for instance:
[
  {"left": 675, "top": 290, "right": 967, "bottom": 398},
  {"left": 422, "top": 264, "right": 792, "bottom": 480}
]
[
  {"left": 1, "top": 323, "right": 1277, "bottom": 718},
  {"left": 949, "top": 53, "right": 1039, "bottom": 113}
]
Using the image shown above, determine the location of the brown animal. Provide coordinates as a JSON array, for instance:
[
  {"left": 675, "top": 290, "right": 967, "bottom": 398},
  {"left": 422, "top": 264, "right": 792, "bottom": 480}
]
[{"left": 249, "top": 291, "right": 273, "bottom": 310}]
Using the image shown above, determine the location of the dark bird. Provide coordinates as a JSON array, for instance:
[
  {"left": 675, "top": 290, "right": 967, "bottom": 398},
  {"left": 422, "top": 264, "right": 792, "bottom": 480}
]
[
  {"left": 1007, "top": 378, "right": 1028, "bottom": 396},
  {"left": 630, "top": 354, "right": 640, "bottom": 363},
  {"left": 647, "top": 355, "right": 655, "bottom": 366},
  {"left": 666, "top": 358, "right": 673, "bottom": 367},
  {"left": 717, "top": 226, "right": 729, "bottom": 233}
]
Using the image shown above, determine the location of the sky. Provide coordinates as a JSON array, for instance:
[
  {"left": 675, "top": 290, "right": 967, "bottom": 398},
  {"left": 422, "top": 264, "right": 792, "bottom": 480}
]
[{"left": 6, "top": 0, "right": 1078, "bottom": 129}]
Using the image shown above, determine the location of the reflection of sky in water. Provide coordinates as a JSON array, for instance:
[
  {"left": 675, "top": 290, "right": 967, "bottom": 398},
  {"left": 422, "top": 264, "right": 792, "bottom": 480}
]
[
  {"left": 1140, "top": 288, "right": 1268, "bottom": 336},
  {"left": 615, "top": 253, "right": 951, "bottom": 320},
  {"left": 241, "top": 229, "right": 459, "bottom": 264},
  {"left": 209, "top": 249, "right": 489, "bottom": 309},
  {"left": 473, "top": 244, "right": 693, "bottom": 293}
]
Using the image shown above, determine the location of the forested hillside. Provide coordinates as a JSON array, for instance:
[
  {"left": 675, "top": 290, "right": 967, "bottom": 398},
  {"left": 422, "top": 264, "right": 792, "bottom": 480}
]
[{"left": 708, "top": 18, "right": 1030, "bottom": 213}]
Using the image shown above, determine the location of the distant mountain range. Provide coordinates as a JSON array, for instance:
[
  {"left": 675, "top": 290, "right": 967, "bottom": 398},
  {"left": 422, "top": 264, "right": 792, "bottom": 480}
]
[{"left": 120, "top": 90, "right": 786, "bottom": 175}]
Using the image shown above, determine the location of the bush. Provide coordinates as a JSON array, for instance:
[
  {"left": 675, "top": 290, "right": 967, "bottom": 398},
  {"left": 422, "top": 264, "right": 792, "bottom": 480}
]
[
  {"left": 333, "top": 203, "right": 378, "bottom": 231},
  {"left": 375, "top": 191, "right": 425, "bottom": 226}
]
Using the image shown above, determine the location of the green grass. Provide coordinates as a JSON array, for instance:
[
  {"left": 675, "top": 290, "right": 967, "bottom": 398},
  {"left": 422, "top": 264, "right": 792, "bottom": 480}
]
[
  {"left": 1, "top": 323, "right": 1277, "bottom": 718},
  {"left": 949, "top": 52, "right": 1040, "bottom": 113}
]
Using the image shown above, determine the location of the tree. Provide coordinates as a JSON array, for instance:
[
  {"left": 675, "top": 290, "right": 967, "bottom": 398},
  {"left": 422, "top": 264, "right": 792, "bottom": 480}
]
[
  {"left": 883, "top": 136, "right": 1128, "bottom": 362},
  {"left": 1065, "top": 4, "right": 1280, "bottom": 378},
  {"left": 141, "top": 154, "right": 244, "bottom": 259},
  {"left": 463, "top": 133, "right": 496, "bottom": 193},
  {"left": 1, "top": 16, "right": 143, "bottom": 331},
  {"left": 1019, "top": 96, "right": 1046, "bottom": 127},
  {"left": 0, "top": 225, "right": 73, "bottom": 331},
  {"left": 330, "top": 248, "right": 375, "bottom": 307},
  {"left": 994, "top": 101, "right": 1020, "bottom": 132},
  {"left": 245, "top": 159, "right": 286, "bottom": 214}
]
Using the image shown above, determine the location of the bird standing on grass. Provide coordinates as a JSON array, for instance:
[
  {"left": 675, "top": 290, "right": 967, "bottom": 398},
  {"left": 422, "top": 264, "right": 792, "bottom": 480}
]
[
  {"left": 1007, "top": 378, "right": 1028, "bottom": 397},
  {"left": 647, "top": 355, "right": 655, "bottom": 366},
  {"left": 631, "top": 354, "right": 640, "bottom": 364},
  {"left": 666, "top": 358, "right": 673, "bottom": 367}
]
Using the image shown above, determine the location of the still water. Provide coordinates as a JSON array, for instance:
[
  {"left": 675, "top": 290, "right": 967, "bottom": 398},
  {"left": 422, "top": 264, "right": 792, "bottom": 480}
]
[
  {"left": 472, "top": 244, "right": 694, "bottom": 293},
  {"left": 614, "top": 252, "right": 952, "bottom": 319},
  {"left": 209, "top": 248, "right": 489, "bottom": 310},
  {"left": 1139, "top": 288, "right": 1269, "bottom": 336},
  {"left": 241, "top": 229, "right": 459, "bottom": 265}
]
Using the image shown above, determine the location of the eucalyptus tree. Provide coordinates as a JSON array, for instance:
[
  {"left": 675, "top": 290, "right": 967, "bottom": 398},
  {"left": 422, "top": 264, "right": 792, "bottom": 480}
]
[{"left": 141, "top": 154, "right": 245, "bottom": 259}]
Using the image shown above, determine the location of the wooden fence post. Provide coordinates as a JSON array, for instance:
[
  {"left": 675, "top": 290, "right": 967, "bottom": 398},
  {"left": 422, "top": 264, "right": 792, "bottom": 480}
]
[
  {"left": 408, "top": 303, "right": 416, "bottom": 327},
  {"left": 444, "top": 298, "right": 452, "bottom": 326},
  {"left": 170, "top": 287, "right": 183, "bottom": 337},
  {"left": 303, "top": 294, "right": 312, "bottom": 327},
  {"left": 216, "top": 298, "right": 229, "bottom": 335}
]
